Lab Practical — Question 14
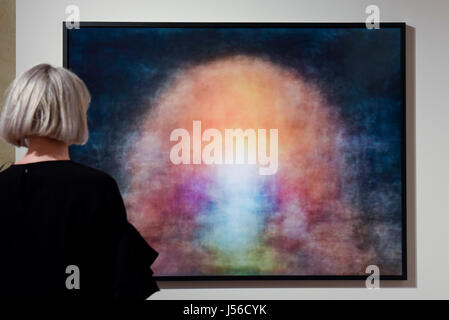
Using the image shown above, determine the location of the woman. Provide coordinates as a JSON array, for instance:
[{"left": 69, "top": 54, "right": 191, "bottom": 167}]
[{"left": 0, "top": 63, "right": 159, "bottom": 300}]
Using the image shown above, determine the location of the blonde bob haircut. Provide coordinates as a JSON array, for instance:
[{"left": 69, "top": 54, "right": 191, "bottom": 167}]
[{"left": 0, "top": 63, "right": 91, "bottom": 148}]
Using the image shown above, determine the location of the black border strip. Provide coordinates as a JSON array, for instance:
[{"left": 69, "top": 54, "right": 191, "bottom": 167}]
[{"left": 63, "top": 22, "right": 407, "bottom": 281}]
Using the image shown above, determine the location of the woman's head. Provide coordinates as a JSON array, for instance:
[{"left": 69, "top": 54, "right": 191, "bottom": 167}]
[{"left": 0, "top": 63, "right": 91, "bottom": 148}]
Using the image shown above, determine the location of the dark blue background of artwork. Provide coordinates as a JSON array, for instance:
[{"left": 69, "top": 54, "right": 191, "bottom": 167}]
[{"left": 67, "top": 26, "right": 403, "bottom": 256}]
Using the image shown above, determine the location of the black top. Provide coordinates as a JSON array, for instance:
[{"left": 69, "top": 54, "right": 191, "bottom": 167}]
[{"left": 0, "top": 160, "right": 159, "bottom": 300}]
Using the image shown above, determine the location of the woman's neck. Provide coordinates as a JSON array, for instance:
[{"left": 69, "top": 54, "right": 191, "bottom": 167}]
[{"left": 15, "top": 136, "right": 70, "bottom": 165}]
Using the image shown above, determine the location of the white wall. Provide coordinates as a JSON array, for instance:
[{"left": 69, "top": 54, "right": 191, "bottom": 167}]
[{"left": 16, "top": 0, "right": 449, "bottom": 299}]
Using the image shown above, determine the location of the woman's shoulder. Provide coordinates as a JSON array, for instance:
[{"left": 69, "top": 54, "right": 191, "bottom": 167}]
[
  {"left": 0, "top": 160, "right": 118, "bottom": 190},
  {"left": 68, "top": 161, "right": 115, "bottom": 180},
  {"left": 62, "top": 161, "right": 120, "bottom": 191}
]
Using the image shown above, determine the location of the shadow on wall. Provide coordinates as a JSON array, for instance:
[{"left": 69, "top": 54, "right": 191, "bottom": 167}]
[{"left": 158, "top": 25, "right": 417, "bottom": 290}]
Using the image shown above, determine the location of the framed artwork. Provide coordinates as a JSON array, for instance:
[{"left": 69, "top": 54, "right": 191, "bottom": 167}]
[{"left": 64, "top": 22, "right": 406, "bottom": 280}]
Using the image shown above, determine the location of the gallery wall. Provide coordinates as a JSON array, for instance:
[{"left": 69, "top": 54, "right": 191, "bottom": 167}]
[
  {"left": 15, "top": 0, "right": 449, "bottom": 299},
  {"left": 0, "top": 0, "right": 15, "bottom": 168}
]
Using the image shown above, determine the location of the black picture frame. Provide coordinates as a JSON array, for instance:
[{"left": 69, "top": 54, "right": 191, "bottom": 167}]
[{"left": 63, "top": 22, "right": 407, "bottom": 281}]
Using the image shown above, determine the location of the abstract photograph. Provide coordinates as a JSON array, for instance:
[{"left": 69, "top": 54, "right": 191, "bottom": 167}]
[{"left": 66, "top": 23, "right": 405, "bottom": 278}]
